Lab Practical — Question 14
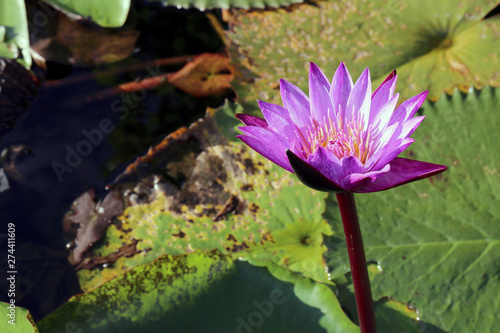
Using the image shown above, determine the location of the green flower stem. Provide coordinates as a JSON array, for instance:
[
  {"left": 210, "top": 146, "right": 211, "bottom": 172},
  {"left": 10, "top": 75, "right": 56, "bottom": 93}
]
[{"left": 336, "top": 192, "right": 377, "bottom": 333}]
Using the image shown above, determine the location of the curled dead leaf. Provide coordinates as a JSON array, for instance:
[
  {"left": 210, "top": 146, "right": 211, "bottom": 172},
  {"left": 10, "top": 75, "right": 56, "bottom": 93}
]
[
  {"left": 29, "top": 8, "right": 140, "bottom": 66},
  {"left": 166, "top": 53, "right": 234, "bottom": 98},
  {"left": 64, "top": 189, "right": 124, "bottom": 265}
]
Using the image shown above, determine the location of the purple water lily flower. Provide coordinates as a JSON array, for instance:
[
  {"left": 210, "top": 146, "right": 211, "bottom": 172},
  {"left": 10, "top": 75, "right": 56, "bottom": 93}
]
[{"left": 236, "top": 62, "right": 447, "bottom": 193}]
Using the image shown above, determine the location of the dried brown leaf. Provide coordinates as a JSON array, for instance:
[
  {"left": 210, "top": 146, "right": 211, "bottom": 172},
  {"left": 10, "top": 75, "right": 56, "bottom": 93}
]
[{"left": 167, "top": 53, "right": 234, "bottom": 98}]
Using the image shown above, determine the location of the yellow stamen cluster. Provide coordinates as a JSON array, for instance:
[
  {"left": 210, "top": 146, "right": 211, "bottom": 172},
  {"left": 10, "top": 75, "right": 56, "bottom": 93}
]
[{"left": 296, "top": 112, "right": 373, "bottom": 164}]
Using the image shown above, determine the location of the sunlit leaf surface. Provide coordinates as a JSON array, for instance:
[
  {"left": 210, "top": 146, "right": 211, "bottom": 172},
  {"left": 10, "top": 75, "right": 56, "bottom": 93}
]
[
  {"left": 227, "top": 0, "right": 500, "bottom": 114},
  {"left": 0, "top": 302, "right": 38, "bottom": 332},
  {"left": 44, "top": 0, "right": 131, "bottom": 28},
  {"left": 0, "top": 0, "right": 31, "bottom": 68}
]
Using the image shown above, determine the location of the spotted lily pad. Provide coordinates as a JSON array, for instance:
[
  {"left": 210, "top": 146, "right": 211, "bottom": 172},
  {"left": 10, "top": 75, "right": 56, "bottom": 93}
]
[
  {"left": 226, "top": 0, "right": 500, "bottom": 114},
  {"left": 75, "top": 102, "right": 332, "bottom": 291},
  {"left": 37, "top": 251, "right": 329, "bottom": 333},
  {"left": 324, "top": 87, "right": 500, "bottom": 332}
]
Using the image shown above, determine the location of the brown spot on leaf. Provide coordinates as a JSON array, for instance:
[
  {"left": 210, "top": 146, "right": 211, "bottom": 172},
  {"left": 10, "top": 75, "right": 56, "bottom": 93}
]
[
  {"left": 249, "top": 203, "right": 260, "bottom": 214},
  {"left": 65, "top": 189, "right": 124, "bottom": 265},
  {"left": 213, "top": 195, "right": 245, "bottom": 221},
  {"left": 261, "top": 232, "right": 275, "bottom": 243},
  {"left": 228, "top": 242, "right": 250, "bottom": 252},
  {"left": 240, "top": 184, "right": 253, "bottom": 191},
  {"left": 300, "top": 236, "right": 311, "bottom": 245},
  {"left": 172, "top": 230, "right": 186, "bottom": 238}
]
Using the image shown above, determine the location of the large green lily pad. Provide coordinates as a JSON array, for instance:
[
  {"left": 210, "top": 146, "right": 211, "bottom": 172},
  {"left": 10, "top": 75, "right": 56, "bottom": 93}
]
[
  {"left": 38, "top": 251, "right": 329, "bottom": 333},
  {"left": 226, "top": 0, "right": 500, "bottom": 114},
  {"left": 324, "top": 87, "right": 500, "bottom": 332},
  {"left": 75, "top": 103, "right": 332, "bottom": 291},
  {"left": 45, "top": 0, "right": 131, "bottom": 28},
  {"left": 0, "top": 0, "right": 31, "bottom": 68}
]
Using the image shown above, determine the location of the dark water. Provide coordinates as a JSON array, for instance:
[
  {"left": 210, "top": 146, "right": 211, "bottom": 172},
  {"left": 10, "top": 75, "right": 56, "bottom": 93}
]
[{"left": 0, "top": 2, "right": 226, "bottom": 320}]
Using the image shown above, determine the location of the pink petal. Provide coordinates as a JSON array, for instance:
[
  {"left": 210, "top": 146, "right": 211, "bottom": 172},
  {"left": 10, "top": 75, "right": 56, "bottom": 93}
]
[
  {"left": 280, "top": 79, "right": 311, "bottom": 129},
  {"left": 370, "top": 70, "right": 397, "bottom": 124},
  {"left": 308, "top": 147, "right": 364, "bottom": 189},
  {"left": 390, "top": 90, "right": 428, "bottom": 125},
  {"left": 347, "top": 164, "right": 391, "bottom": 192},
  {"left": 355, "top": 157, "right": 447, "bottom": 193},
  {"left": 369, "top": 138, "right": 414, "bottom": 172},
  {"left": 345, "top": 68, "right": 371, "bottom": 128},
  {"left": 367, "top": 122, "right": 401, "bottom": 166},
  {"left": 258, "top": 100, "right": 297, "bottom": 141},
  {"left": 237, "top": 126, "right": 293, "bottom": 172},
  {"left": 236, "top": 113, "right": 268, "bottom": 128},
  {"left": 309, "top": 62, "right": 330, "bottom": 90},
  {"left": 371, "top": 93, "right": 399, "bottom": 133},
  {"left": 258, "top": 100, "right": 292, "bottom": 121},
  {"left": 286, "top": 150, "right": 344, "bottom": 192},
  {"left": 372, "top": 70, "right": 396, "bottom": 98},
  {"left": 399, "top": 116, "right": 425, "bottom": 139},
  {"left": 309, "top": 62, "right": 336, "bottom": 124},
  {"left": 330, "top": 63, "right": 353, "bottom": 120}
]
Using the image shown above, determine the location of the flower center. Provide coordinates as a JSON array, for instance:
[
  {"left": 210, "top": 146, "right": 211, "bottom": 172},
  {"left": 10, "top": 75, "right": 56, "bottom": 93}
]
[{"left": 295, "top": 111, "right": 373, "bottom": 164}]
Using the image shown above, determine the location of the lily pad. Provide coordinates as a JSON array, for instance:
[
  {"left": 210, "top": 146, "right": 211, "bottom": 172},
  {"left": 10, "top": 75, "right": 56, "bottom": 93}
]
[
  {"left": 0, "top": 302, "right": 38, "bottom": 332},
  {"left": 251, "top": 260, "right": 360, "bottom": 333},
  {"left": 38, "top": 251, "right": 328, "bottom": 333},
  {"left": 226, "top": 0, "right": 500, "bottom": 114},
  {"left": 75, "top": 103, "right": 332, "bottom": 291},
  {"left": 0, "top": 0, "right": 31, "bottom": 68},
  {"left": 147, "top": 0, "right": 304, "bottom": 10},
  {"left": 324, "top": 87, "right": 500, "bottom": 332},
  {"left": 44, "top": 0, "right": 131, "bottom": 28}
]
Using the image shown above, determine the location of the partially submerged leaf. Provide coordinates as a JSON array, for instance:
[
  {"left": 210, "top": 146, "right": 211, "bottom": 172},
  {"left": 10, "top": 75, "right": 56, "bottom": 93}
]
[
  {"left": 375, "top": 298, "right": 421, "bottom": 333},
  {"left": 166, "top": 53, "right": 234, "bottom": 98},
  {"left": 64, "top": 189, "right": 124, "bottom": 265},
  {"left": 226, "top": 0, "right": 500, "bottom": 114},
  {"left": 29, "top": 10, "right": 140, "bottom": 66},
  {"left": 0, "top": 58, "right": 38, "bottom": 140}
]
